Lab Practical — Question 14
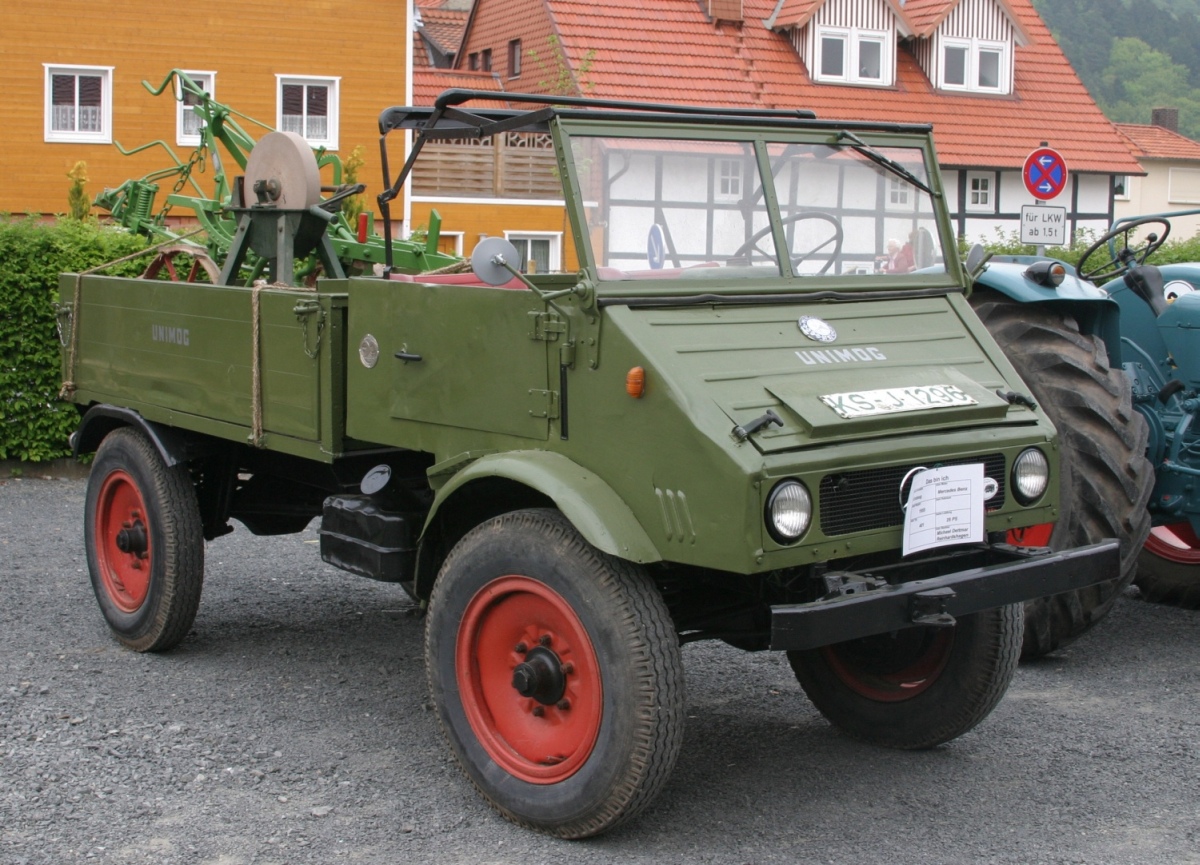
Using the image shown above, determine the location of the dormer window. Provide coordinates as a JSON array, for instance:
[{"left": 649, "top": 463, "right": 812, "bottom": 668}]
[
  {"left": 937, "top": 37, "right": 1010, "bottom": 94},
  {"left": 815, "top": 26, "right": 891, "bottom": 86}
]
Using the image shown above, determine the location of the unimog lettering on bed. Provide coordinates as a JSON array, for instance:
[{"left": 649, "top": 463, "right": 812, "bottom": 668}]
[{"left": 62, "top": 90, "right": 1121, "bottom": 838}]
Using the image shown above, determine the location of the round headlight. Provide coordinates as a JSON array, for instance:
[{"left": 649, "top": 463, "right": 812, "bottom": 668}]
[
  {"left": 766, "top": 480, "right": 812, "bottom": 543},
  {"left": 1012, "top": 448, "right": 1049, "bottom": 504}
]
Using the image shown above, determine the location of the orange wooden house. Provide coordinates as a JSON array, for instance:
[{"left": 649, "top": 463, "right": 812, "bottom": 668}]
[{"left": 0, "top": 1, "right": 411, "bottom": 223}]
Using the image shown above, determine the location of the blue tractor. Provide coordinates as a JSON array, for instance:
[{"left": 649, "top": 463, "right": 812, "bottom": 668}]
[
  {"left": 1068, "top": 214, "right": 1200, "bottom": 609},
  {"left": 967, "top": 236, "right": 1156, "bottom": 658}
]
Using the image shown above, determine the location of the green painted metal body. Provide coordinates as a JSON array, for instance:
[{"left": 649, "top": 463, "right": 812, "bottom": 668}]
[{"left": 64, "top": 99, "right": 1066, "bottom": 583}]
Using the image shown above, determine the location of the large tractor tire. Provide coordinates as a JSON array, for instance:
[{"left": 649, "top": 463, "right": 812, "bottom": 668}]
[
  {"left": 84, "top": 427, "right": 205, "bottom": 652},
  {"left": 1136, "top": 525, "right": 1200, "bottom": 609},
  {"left": 969, "top": 289, "right": 1153, "bottom": 658},
  {"left": 788, "top": 604, "right": 1023, "bottom": 749},
  {"left": 424, "top": 509, "right": 684, "bottom": 838}
]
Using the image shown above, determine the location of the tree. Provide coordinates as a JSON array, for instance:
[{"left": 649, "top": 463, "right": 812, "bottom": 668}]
[{"left": 1100, "top": 37, "right": 1200, "bottom": 139}]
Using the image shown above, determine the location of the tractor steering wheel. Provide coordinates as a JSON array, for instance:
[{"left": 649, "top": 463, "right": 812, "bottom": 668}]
[
  {"left": 1076, "top": 216, "right": 1171, "bottom": 283},
  {"left": 731, "top": 212, "right": 843, "bottom": 275}
]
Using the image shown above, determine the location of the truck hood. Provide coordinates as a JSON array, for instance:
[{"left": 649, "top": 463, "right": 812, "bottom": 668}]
[{"left": 607, "top": 293, "right": 1033, "bottom": 454}]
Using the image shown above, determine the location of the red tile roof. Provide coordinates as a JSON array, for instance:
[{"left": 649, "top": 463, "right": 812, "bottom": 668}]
[
  {"left": 903, "top": 0, "right": 1028, "bottom": 42},
  {"left": 419, "top": 4, "right": 469, "bottom": 57},
  {"left": 767, "top": 0, "right": 911, "bottom": 35},
  {"left": 413, "top": 68, "right": 505, "bottom": 106},
  {"left": 532, "top": 0, "right": 1139, "bottom": 174},
  {"left": 1115, "top": 123, "right": 1200, "bottom": 162},
  {"left": 767, "top": 0, "right": 821, "bottom": 29}
]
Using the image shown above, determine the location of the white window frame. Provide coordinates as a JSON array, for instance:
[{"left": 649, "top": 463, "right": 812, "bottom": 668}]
[
  {"left": 503, "top": 231, "right": 563, "bottom": 273},
  {"left": 276, "top": 74, "right": 340, "bottom": 150},
  {"left": 44, "top": 64, "right": 113, "bottom": 144},
  {"left": 965, "top": 171, "right": 994, "bottom": 212},
  {"left": 813, "top": 26, "right": 892, "bottom": 87},
  {"left": 176, "top": 71, "right": 215, "bottom": 147},
  {"left": 887, "top": 176, "right": 912, "bottom": 209},
  {"left": 938, "top": 38, "right": 1010, "bottom": 94},
  {"left": 1113, "top": 175, "right": 1131, "bottom": 201},
  {"left": 715, "top": 158, "right": 743, "bottom": 202},
  {"left": 433, "top": 230, "right": 464, "bottom": 256}
]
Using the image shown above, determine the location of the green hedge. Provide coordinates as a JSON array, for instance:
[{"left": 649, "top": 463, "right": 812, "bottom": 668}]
[
  {"left": 0, "top": 218, "right": 147, "bottom": 461},
  {"left": 967, "top": 227, "right": 1200, "bottom": 270}
]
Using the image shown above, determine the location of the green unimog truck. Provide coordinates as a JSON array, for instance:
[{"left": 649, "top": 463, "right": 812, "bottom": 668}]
[{"left": 61, "top": 91, "right": 1123, "bottom": 838}]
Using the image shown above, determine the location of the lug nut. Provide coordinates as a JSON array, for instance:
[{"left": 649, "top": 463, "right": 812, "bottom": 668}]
[
  {"left": 532, "top": 705, "right": 545, "bottom": 717},
  {"left": 557, "top": 699, "right": 571, "bottom": 711},
  {"left": 514, "top": 642, "right": 528, "bottom": 654},
  {"left": 561, "top": 662, "right": 574, "bottom": 675},
  {"left": 539, "top": 634, "right": 552, "bottom": 647}
]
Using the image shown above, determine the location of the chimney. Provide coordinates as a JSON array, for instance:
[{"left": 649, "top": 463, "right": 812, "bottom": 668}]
[
  {"left": 709, "top": 0, "right": 743, "bottom": 22},
  {"left": 1151, "top": 107, "right": 1179, "bottom": 133}
]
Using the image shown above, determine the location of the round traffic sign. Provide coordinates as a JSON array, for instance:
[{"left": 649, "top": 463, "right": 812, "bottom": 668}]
[{"left": 1023, "top": 147, "right": 1069, "bottom": 201}]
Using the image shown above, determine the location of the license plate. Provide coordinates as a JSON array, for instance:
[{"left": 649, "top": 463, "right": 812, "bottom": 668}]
[{"left": 821, "top": 384, "right": 977, "bottom": 419}]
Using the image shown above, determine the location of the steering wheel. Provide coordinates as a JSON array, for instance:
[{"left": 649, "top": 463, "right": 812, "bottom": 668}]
[
  {"left": 731, "top": 212, "right": 843, "bottom": 275},
  {"left": 1076, "top": 216, "right": 1171, "bottom": 283}
]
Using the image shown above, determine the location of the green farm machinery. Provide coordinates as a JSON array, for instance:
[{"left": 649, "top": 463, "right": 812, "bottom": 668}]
[{"left": 93, "top": 69, "right": 459, "bottom": 284}]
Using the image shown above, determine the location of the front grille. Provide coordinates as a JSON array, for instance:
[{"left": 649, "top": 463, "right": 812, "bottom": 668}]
[{"left": 819, "top": 453, "right": 1007, "bottom": 537}]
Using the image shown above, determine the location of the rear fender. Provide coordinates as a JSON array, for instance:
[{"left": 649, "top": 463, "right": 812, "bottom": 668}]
[
  {"left": 72, "top": 404, "right": 217, "bottom": 466},
  {"left": 972, "top": 260, "right": 1123, "bottom": 365}
]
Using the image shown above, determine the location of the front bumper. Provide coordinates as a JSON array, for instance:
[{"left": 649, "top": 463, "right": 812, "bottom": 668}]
[{"left": 769, "top": 540, "right": 1119, "bottom": 651}]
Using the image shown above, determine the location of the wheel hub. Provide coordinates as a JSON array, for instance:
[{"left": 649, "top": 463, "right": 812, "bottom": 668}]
[
  {"left": 512, "top": 645, "right": 567, "bottom": 705},
  {"left": 116, "top": 520, "right": 148, "bottom": 557}
]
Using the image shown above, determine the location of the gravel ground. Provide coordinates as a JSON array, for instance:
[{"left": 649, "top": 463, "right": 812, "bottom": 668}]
[{"left": 2, "top": 475, "right": 1199, "bottom": 865}]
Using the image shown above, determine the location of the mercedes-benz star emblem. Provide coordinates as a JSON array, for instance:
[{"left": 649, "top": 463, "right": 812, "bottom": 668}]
[{"left": 799, "top": 316, "right": 837, "bottom": 343}]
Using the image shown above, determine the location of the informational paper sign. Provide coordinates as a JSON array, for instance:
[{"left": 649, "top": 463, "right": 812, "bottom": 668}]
[
  {"left": 1020, "top": 205, "right": 1068, "bottom": 246},
  {"left": 903, "top": 464, "right": 985, "bottom": 556}
]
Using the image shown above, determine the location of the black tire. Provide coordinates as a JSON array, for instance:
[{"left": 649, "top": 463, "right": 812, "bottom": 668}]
[
  {"left": 425, "top": 509, "right": 684, "bottom": 838},
  {"left": 84, "top": 427, "right": 204, "bottom": 652},
  {"left": 788, "top": 605, "right": 1022, "bottom": 749},
  {"left": 969, "top": 289, "right": 1153, "bottom": 658},
  {"left": 1135, "top": 529, "right": 1200, "bottom": 608}
]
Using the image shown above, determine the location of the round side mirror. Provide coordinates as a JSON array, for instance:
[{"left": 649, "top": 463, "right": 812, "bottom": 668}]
[{"left": 471, "top": 237, "right": 523, "bottom": 286}]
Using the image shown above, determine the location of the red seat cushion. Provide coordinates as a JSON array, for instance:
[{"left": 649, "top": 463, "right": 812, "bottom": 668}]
[{"left": 388, "top": 272, "right": 526, "bottom": 290}]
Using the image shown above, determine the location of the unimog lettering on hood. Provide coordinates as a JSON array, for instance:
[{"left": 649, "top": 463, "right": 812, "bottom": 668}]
[{"left": 795, "top": 346, "right": 887, "bottom": 365}]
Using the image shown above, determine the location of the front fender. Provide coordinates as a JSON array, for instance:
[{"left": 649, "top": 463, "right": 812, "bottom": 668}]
[{"left": 428, "top": 450, "right": 662, "bottom": 564}]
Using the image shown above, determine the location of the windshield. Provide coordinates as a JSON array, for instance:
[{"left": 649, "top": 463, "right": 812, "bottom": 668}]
[{"left": 567, "top": 134, "right": 946, "bottom": 281}]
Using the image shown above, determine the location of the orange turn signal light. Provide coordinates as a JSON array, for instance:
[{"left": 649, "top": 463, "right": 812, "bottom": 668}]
[{"left": 626, "top": 366, "right": 646, "bottom": 398}]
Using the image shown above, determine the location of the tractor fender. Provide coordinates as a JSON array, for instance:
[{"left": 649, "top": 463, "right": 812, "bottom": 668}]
[
  {"left": 427, "top": 450, "right": 663, "bottom": 564},
  {"left": 72, "top": 404, "right": 216, "bottom": 467},
  {"left": 973, "top": 259, "right": 1124, "bottom": 365}
]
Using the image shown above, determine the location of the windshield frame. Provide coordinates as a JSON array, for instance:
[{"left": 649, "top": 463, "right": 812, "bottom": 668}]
[{"left": 553, "top": 116, "right": 964, "bottom": 297}]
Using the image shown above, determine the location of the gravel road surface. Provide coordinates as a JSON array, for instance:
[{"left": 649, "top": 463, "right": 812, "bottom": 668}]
[{"left": 2, "top": 475, "right": 1198, "bottom": 864}]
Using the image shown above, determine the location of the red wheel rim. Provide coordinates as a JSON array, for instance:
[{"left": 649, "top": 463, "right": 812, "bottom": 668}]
[
  {"left": 823, "top": 628, "right": 953, "bottom": 702},
  {"left": 455, "top": 576, "right": 602, "bottom": 784},
  {"left": 1144, "top": 522, "right": 1200, "bottom": 565},
  {"left": 94, "top": 470, "right": 153, "bottom": 613},
  {"left": 1007, "top": 522, "right": 1054, "bottom": 547}
]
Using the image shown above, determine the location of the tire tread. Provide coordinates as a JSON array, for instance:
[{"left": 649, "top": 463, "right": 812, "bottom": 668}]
[{"left": 970, "top": 290, "right": 1153, "bottom": 657}]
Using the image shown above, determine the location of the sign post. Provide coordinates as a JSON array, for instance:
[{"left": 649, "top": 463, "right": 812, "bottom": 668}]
[{"left": 1022, "top": 146, "right": 1069, "bottom": 256}]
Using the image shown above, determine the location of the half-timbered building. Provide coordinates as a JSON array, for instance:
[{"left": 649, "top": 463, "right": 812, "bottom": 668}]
[{"left": 445, "top": 0, "right": 1143, "bottom": 263}]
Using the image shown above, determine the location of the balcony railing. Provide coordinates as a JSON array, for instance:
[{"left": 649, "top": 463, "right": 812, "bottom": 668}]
[{"left": 411, "top": 132, "right": 561, "bottom": 200}]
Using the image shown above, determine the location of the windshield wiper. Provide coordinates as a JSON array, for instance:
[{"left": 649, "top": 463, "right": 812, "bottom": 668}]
[{"left": 836, "top": 131, "right": 938, "bottom": 197}]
